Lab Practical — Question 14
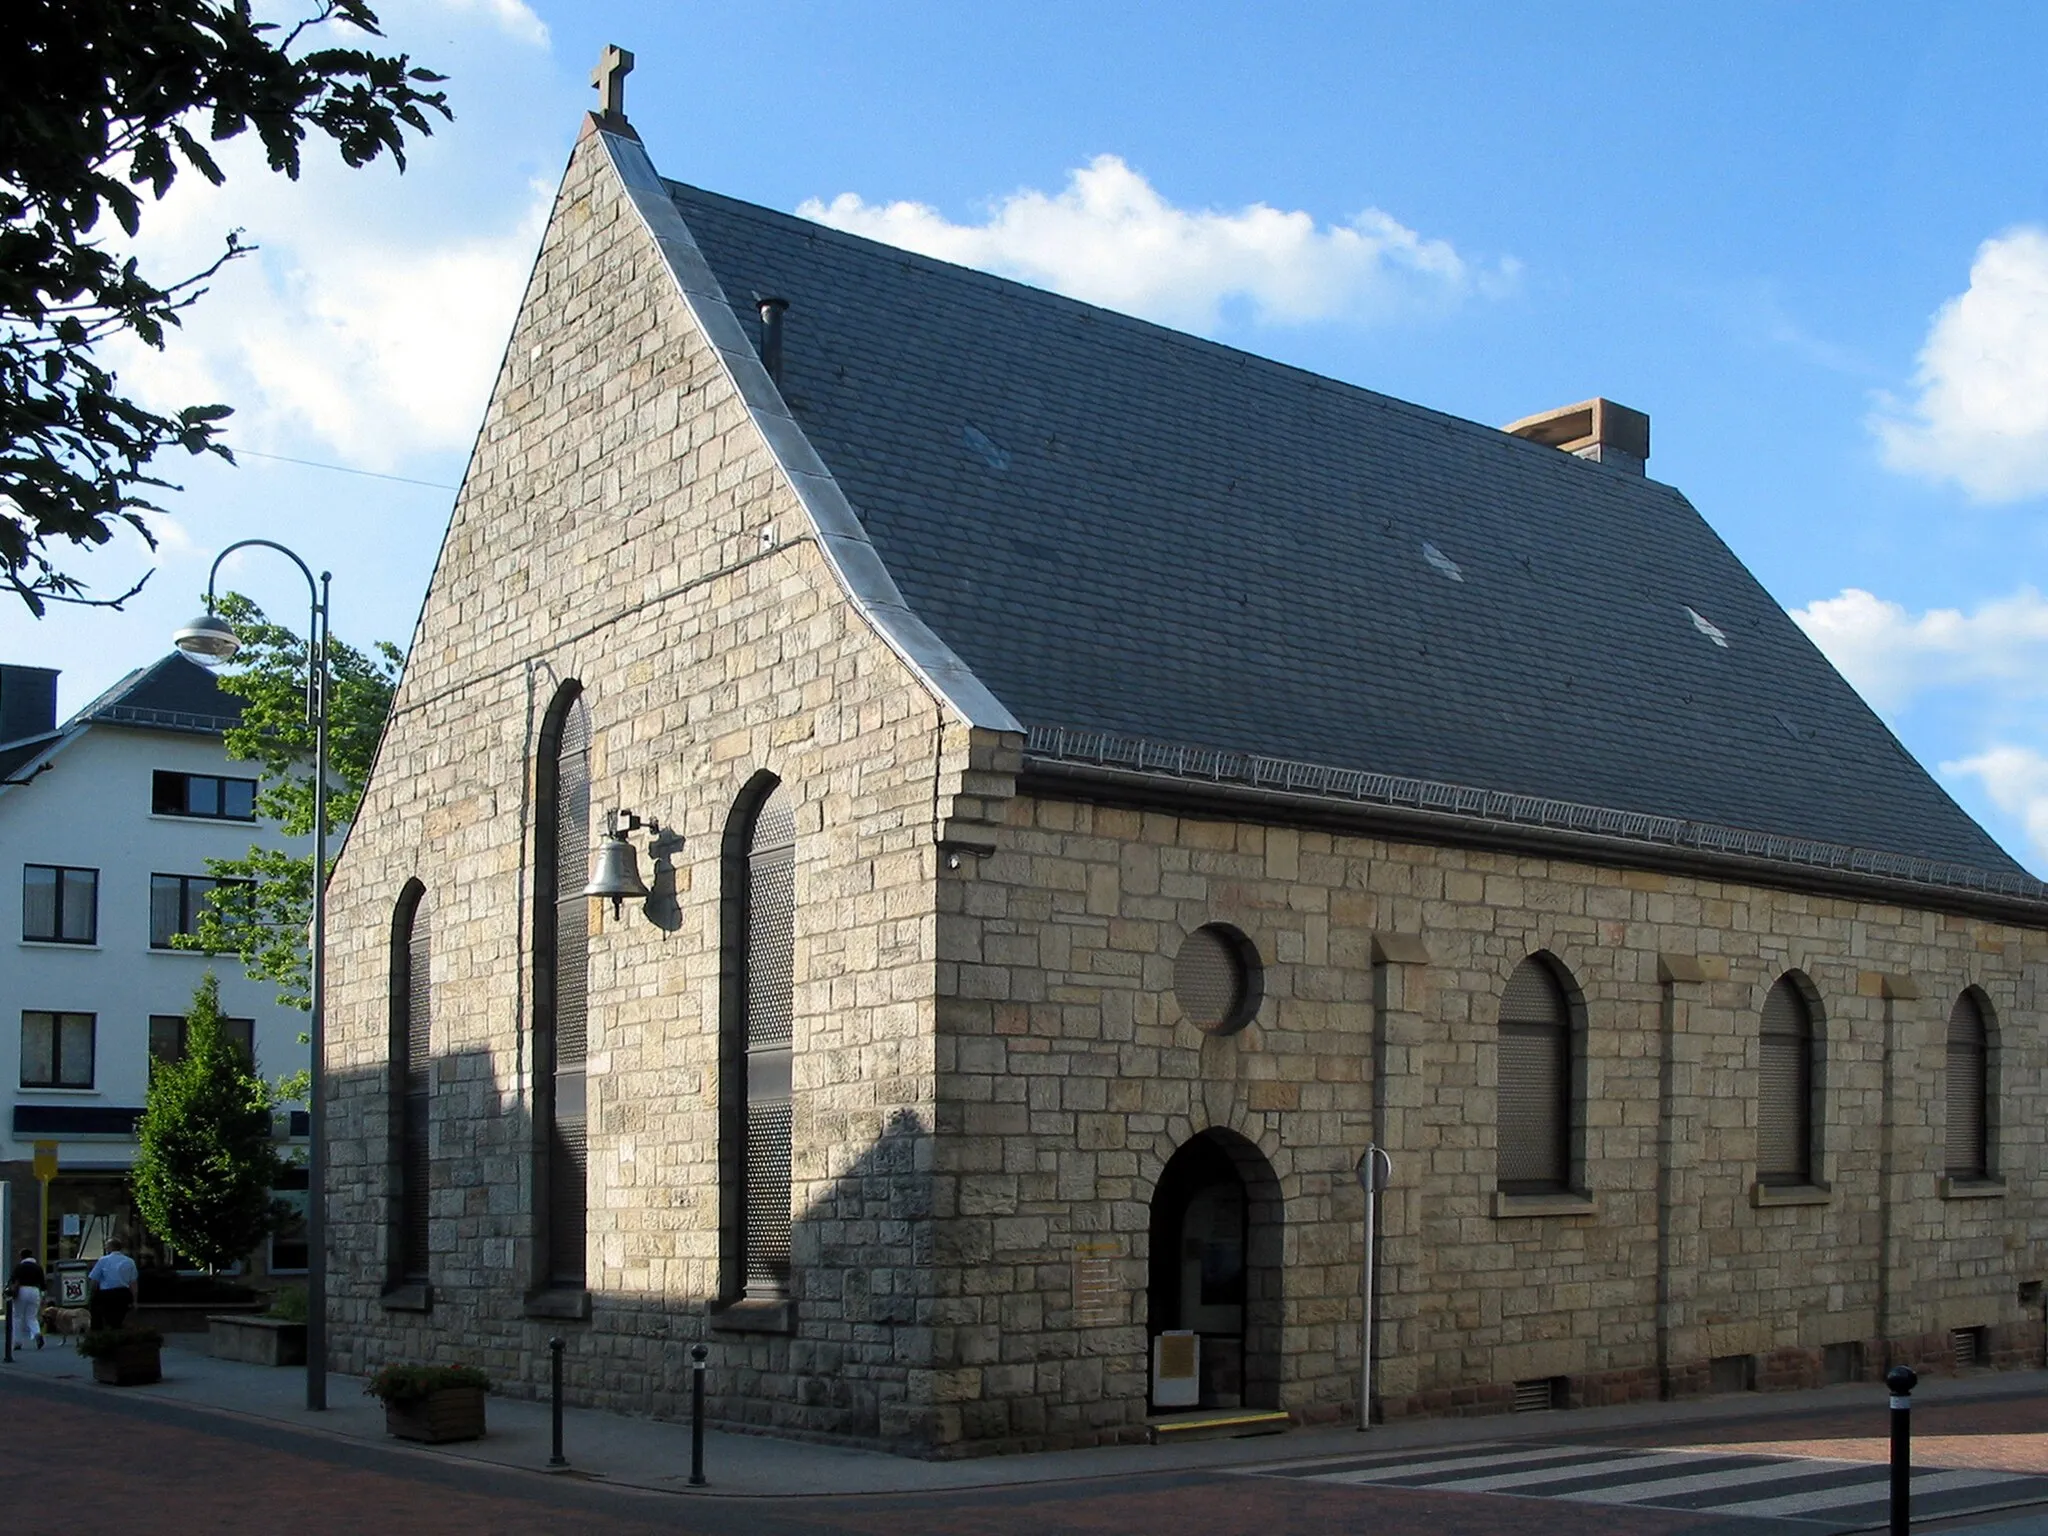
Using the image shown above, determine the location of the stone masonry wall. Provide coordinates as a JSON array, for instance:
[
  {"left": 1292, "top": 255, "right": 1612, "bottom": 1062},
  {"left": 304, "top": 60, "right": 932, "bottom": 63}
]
[
  {"left": 323, "top": 121, "right": 999, "bottom": 1446},
  {"left": 930, "top": 793, "right": 2045, "bottom": 1451}
]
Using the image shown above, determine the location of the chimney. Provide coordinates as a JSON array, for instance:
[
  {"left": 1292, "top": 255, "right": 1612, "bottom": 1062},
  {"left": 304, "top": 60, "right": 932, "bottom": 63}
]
[
  {"left": 756, "top": 297, "right": 789, "bottom": 387},
  {"left": 0, "top": 665, "right": 59, "bottom": 743},
  {"left": 1503, "top": 398, "right": 1650, "bottom": 475}
]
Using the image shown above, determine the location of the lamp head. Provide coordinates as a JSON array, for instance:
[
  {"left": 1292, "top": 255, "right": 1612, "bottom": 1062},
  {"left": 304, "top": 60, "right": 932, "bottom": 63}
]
[{"left": 172, "top": 611, "right": 241, "bottom": 664}]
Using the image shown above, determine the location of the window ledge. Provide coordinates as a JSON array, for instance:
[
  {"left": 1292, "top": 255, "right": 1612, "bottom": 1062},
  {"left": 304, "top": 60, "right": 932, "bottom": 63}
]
[
  {"left": 523, "top": 1288, "right": 591, "bottom": 1322},
  {"left": 1492, "top": 1191, "right": 1596, "bottom": 1219},
  {"left": 381, "top": 1282, "right": 433, "bottom": 1313},
  {"left": 709, "top": 1297, "right": 797, "bottom": 1334},
  {"left": 19, "top": 940, "right": 100, "bottom": 951},
  {"left": 16, "top": 1087, "right": 101, "bottom": 1097},
  {"left": 1940, "top": 1177, "right": 2006, "bottom": 1201},
  {"left": 1751, "top": 1181, "right": 1832, "bottom": 1208},
  {"left": 147, "top": 946, "right": 211, "bottom": 956}
]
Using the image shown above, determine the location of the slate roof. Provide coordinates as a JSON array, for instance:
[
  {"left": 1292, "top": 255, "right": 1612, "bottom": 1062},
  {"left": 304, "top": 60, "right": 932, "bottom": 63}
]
[
  {"left": 667, "top": 181, "right": 2029, "bottom": 889},
  {"left": 72, "top": 653, "right": 244, "bottom": 735}
]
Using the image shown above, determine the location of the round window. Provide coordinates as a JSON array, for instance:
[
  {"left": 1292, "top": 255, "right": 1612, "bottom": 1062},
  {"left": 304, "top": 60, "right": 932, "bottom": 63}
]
[{"left": 1173, "top": 923, "right": 1262, "bottom": 1035}]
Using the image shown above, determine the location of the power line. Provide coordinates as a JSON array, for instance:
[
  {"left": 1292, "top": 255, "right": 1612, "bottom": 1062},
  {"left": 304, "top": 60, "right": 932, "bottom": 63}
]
[{"left": 234, "top": 447, "right": 458, "bottom": 491}]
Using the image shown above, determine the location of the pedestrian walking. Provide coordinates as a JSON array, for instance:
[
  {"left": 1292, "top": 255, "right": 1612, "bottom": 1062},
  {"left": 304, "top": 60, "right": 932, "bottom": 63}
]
[
  {"left": 9, "top": 1250, "right": 44, "bottom": 1351},
  {"left": 86, "top": 1240, "right": 138, "bottom": 1331}
]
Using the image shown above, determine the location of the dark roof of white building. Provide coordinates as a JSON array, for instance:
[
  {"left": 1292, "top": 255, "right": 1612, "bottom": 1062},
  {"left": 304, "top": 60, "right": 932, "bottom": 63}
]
[{"left": 626, "top": 164, "right": 2037, "bottom": 907}]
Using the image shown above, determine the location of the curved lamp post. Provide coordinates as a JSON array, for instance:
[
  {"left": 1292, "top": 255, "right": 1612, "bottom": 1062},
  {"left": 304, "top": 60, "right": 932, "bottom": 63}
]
[{"left": 174, "top": 540, "right": 332, "bottom": 1413}]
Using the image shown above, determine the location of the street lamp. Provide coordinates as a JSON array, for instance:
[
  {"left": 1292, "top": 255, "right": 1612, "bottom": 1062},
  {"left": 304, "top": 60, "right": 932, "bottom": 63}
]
[{"left": 174, "top": 540, "right": 333, "bottom": 1413}]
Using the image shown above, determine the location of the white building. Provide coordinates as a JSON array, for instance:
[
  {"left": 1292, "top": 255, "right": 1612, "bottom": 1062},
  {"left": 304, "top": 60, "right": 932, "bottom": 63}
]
[{"left": 0, "top": 655, "right": 310, "bottom": 1285}]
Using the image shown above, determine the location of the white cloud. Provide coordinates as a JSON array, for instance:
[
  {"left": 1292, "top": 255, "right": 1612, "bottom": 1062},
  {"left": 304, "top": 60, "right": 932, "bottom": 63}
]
[
  {"left": 105, "top": 166, "right": 550, "bottom": 469},
  {"left": 431, "top": 0, "right": 550, "bottom": 47},
  {"left": 1943, "top": 746, "right": 2048, "bottom": 867},
  {"left": 1791, "top": 585, "right": 2048, "bottom": 714},
  {"left": 1873, "top": 227, "right": 2048, "bottom": 501},
  {"left": 798, "top": 155, "right": 1510, "bottom": 334}
]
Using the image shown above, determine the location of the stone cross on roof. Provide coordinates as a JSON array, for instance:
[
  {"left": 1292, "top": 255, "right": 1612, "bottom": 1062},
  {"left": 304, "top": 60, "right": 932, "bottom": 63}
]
[{"left": 591, "top": 44, "right": 634, "bottom": 122}]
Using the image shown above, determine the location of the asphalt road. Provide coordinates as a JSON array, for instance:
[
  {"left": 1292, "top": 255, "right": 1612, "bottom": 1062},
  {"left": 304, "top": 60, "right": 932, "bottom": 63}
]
[{"left": 6, "top": 1367, "right": 2043, "bottom": 1536}]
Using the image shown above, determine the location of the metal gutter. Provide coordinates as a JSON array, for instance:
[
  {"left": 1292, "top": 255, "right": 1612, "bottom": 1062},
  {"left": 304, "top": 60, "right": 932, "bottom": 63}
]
[{"left": 1022, "top": 747, "right": 2048, "bottom": 929}]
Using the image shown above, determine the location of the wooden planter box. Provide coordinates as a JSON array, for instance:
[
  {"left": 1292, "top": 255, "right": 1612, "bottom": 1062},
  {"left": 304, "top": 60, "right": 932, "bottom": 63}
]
[
  {"left": 92, "top": 1340, "right": 162, "bottom": 1386},
  {"left": 384, "top": 1386, "right": 486, "bottom": 1443},
  {"left": 207, "top": 1314, "right": 307, "bottom": 1367}
]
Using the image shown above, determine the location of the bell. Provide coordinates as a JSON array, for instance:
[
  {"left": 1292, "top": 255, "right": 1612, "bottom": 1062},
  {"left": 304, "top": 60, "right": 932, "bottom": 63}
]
[{"left": 583, "top": 832, "right": 650, "bottom": 915}]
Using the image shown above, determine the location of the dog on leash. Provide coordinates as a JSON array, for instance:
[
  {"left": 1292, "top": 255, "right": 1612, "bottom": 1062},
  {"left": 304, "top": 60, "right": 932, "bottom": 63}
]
[{"left": 42, "top": 1304, "right": 90, "bottom": 1340}]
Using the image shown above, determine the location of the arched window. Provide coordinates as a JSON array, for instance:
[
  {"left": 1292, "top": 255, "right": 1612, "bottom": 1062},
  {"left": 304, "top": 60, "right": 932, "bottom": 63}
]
[
  {"left": 1759, "top": 976, "right": 1816, "bottom": 1186},
  {"left": 1497, "top": 955, "right": 1574, "bottom": 1195},
  {"left": 724, "top": 780, "right": 794, "bottom": 1300},
  {"left": 535, "top": 684, "right": 589, "bottom": 1290},
  {"left": 1945, "top": 991, "right": 1991, "bottom": 1180},
  {"left": 390, "top": 881, "right": 430, "bottom": 1284}
]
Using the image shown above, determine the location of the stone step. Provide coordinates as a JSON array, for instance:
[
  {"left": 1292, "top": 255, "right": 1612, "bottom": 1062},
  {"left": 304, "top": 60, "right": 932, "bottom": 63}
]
[{"left": 1147, "top": 1408, "right": 1292, "bottom": 1444}]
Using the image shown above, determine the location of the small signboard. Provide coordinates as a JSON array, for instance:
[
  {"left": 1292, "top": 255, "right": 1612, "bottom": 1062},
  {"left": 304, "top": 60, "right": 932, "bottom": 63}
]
[
  {"left": 31, "top": 1141, "right": 58, "bottom": 1181},
  {"left": 1072, "top": 1240, "right": 1122, "bottom": 1328}
]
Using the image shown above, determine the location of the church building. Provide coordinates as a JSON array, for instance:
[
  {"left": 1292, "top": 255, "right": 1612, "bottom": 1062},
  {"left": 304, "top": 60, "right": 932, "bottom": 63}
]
[{"left": 324, "top": 57, "right": 2046, "bottom": 1455}]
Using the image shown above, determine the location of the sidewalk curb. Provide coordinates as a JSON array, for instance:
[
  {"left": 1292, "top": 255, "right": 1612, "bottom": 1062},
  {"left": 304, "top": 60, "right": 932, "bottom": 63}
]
[{"left": 7, "top": 1349, "right": 2045, "bottom": 1502}]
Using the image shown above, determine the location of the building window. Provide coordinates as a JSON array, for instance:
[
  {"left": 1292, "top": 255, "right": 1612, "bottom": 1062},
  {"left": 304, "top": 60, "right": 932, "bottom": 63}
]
[
  {"left": 150, "top": 873, "right": 247, "bottom": 948},
  {"left": 392, "top": 882, "right": 432, "bottom": 1283},
  {"left": 149, "top": 1013, "right": 256, "bottom": 1070},
  {"left": 1945, "top": 991, "right": 1992, "bottom": 1181},
  {"left": 21, "top": 1011, "right": 95, "bottom": 1088},
  {"left": 1497, "top": 955, "right": 1574, "bottom": 1195},
  {"left": 534, "top": 684, "right": 589, "bottom": 1290},
  {"left": 152, "top": 770, "right": 257, "bottom": 820},
  {"left": 22, "top": 864, "right": 97, "bottom": 944},
  {"left": 1173, "top": 924, "right": 1263, "bottom": 1036},
  {"left": 1758, "top": 976, "right": 1817, "bottom": 1186},
  {"left": 726, "top": 780, "right": 795, "bottom": 1301},
  {"left": 269, "top": 1165, "right": 310, "bottom": 1274}
]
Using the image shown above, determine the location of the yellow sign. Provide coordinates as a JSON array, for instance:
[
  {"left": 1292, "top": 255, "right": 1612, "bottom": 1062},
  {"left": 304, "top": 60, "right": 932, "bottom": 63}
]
[{"left": 31, "top": 1141, "right": 58, "bottom": 1181}]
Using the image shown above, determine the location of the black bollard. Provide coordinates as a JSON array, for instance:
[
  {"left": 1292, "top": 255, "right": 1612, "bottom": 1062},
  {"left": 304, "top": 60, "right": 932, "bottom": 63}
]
[
  {"left": 689, "top": 1342, "right": 708, "bottom": 1486},
  {"left": 548, "top": 1336, "right": 567, "bottom": 1468},
  {"left": 1887, "top": 1363, "right": 1917, "bottom": 1536}
]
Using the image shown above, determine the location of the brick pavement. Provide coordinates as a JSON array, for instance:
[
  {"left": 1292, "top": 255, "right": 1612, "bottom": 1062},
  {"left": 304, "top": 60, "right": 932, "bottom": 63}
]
[
  {"left": 0, "top": 1370, "right": 1768, "bottom": 1536},
  {"left": 1595, "top": 1391, "right": 2048, "bottom": 1474}
]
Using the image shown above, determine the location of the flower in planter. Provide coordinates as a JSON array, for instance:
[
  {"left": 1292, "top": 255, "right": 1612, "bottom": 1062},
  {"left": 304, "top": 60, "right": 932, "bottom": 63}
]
[
  {"left": 363, "top": 1363, "right": 491, "bottom": 1404},
  {"left": 77, "top": 1327, "right": 165, "bottom": 1360}
]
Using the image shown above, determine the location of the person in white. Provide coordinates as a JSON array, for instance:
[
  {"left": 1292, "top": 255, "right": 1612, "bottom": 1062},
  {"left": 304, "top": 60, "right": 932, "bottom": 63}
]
[
  {"left": 86, "top": 1239, "right": 139, "bottom": 1331},
  {"left": 9, "top": 1249, "right": 43, "bottom": 1350}
]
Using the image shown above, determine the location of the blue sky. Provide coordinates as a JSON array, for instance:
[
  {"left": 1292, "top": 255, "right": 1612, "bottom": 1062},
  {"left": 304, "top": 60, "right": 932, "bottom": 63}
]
[{"left": 12, "top": 0, "right": 2048, "bottom": 872}]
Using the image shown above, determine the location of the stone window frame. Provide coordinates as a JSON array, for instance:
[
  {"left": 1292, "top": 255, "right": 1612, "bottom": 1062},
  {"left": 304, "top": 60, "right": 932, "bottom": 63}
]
[
  {"left": 1753, "top": 970, "right": 1830, "bottom": 1201},
  {"left": 1941, "top": 987, "right": 2002, "bottom": 1195},
  {"left": 526, "top": 680, "right": 592, "bottom": 1313},
  {"left": 1492, "top": 950, "right": 1592, "bottom": 1216},
  {"left": 388, "top": 878, "right": 432, "bottom": 1292},
  {"left": 711, "top": 771, "right": 798, "bottom": 1331}
]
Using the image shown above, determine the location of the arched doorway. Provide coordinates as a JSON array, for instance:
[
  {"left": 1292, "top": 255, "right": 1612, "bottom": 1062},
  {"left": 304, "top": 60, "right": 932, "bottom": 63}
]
[{"left": 1147, "top": 1129, "right": 1283, "bottom": 1410}]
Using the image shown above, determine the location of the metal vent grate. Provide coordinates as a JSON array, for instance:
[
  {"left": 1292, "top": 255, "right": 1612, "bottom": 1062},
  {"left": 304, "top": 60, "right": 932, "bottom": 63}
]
[
  {"left": 548, "top": 1110, "right": 588, "bottom": 1286},
  {"left": 406, "top": 901, "right": 432, "bottom": 1077},
  {"left": 744, "top": 1099, "right": 793, "bottom": 1293},
  {"left": 746, "top": 813, "right": 795, "bottom": 1051},
  {"left": 401, "top": 1092, "right": 431, "bottom": 1280},
  {"left": 1174, "top": 924, "right": 1256, "bottom": 1033},
  {"left": 1952, "top": 1327, "right": 1987, "bottom": 1369},
  {"left": 1513, "top": 1377, "right": 1563, "bottom": 1412}
]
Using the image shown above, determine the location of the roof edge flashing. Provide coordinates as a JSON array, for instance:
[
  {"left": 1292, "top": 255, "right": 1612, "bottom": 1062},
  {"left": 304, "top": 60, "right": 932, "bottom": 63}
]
[{"left": 590, "top": 127, "right": 1020, "bottom": 736}]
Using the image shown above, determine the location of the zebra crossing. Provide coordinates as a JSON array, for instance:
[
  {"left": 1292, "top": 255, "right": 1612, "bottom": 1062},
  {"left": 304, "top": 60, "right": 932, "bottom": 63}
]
[{"left": 1238, "top": 1438, "right": 2048, "bottom": 1529}]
